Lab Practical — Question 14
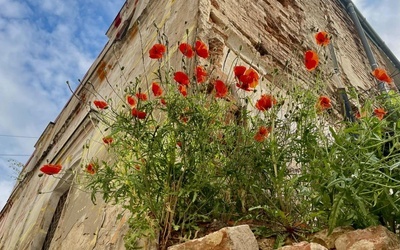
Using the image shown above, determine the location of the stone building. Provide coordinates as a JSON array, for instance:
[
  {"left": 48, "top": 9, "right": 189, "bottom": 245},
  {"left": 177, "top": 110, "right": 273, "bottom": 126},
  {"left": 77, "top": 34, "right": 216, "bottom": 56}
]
[{"left": 0, "top": 0, "right": 399, "bottom": 249}]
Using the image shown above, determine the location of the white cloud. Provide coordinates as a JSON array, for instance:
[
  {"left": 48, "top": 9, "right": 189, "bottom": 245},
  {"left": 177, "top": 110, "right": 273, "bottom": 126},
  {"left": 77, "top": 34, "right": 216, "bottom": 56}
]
[
  {"left": 0, "top": 0, "right": 125, "bottom": 210},
  {"left": 353, "top": 0, "right": 400, "bottom": 61},
  {"left": 0, "top": 180, "right": 15, "bottom": 210}
]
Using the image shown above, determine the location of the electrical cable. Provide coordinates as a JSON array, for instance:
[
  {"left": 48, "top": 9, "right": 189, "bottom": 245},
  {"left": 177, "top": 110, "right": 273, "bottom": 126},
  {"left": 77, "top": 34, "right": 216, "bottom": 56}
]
[{"left": 0, "top": 135, "right": 37, "bottom": 139}]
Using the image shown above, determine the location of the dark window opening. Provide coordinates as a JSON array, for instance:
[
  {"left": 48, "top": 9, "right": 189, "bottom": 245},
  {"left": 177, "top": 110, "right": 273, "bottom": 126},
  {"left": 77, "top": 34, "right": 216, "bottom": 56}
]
[{"left": 42, "top": 190, "right": 69, "bottom": 250}]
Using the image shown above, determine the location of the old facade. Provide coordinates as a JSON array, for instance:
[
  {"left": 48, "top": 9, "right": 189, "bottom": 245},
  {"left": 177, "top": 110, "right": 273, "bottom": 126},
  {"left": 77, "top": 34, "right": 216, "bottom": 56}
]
[{"left": 0, "top": 0, "right": 399, "bottom": 249}]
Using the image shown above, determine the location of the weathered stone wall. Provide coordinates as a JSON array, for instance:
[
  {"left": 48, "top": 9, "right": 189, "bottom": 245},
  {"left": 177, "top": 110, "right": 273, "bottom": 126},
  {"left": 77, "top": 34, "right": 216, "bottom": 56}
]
[{"left": 0, "top": 0, "right": 397, "bottom": 249}]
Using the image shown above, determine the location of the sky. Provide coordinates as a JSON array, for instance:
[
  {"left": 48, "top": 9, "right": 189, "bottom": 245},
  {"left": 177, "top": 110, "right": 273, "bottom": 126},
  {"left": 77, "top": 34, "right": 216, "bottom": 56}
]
[
  {"left": 0, "top": 0, "right": 125, "bottom": 209},
  {"left": 0, "top": 0, "right": 399, "bottom": 210}
]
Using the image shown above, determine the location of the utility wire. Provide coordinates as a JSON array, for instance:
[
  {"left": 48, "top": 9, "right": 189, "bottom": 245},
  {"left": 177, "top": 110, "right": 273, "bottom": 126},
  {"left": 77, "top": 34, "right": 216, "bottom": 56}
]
[
  {"left": 0, "top": 154, "right": 31, "bottom": 157},
  {"left": 0, "top": 135, "right": 37, "bottom": 139}
]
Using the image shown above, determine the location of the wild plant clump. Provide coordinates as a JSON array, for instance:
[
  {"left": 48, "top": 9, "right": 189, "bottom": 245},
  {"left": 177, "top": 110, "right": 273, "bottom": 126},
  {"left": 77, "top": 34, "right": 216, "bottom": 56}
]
[{"left": 41, "top": 28, "right": 399, "bottom": 249}]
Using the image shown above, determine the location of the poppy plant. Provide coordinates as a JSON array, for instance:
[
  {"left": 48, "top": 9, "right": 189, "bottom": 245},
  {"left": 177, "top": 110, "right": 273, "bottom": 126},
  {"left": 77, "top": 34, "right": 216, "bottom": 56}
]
[
  {"left": 102, "top": 136, "right": 113, "bottom": 145},
  {"left": 152, "top": 82, "right": 163, "bottom": 97},
  {"left": 174, "top": 71, "right": 190, "bottom": 85},
  {"left": 304, "top": 50, "right": 319, "bottom": 71},
  {"left": 86, "top": 163, "right": 96, "bottom": 175},
  {"left": 94, "top": 100, "right": 108, "bottom": 109},
  {"left": 179, "top": 43, "right": 194, "bottom": 58},
  {"left": 374, "top": 108, "right": 387, "bottom": 120},
  {"left": 315, "top": 96, "right": 332, "bottom": 112},
  {"left": 126, "top": 95, "right": 136, "bottom": 107},
  {"left": 160, "top": 98, "right": 167, "bottom": 105},
  {"left": 136, "top": 92, "right": 148, "bottom": 101},
  {"left": 215, "top": 80, "right": 228, "bottom": 98},
  {"left": 40, "top": 164, "right": 62, "bottom": 175},
  {"left": 254, "top": 126, "right": 270, "bottom": 142},
  {"left": 132, "top": 108, "right": 147, "bottom": 119},
  {"left": 372, "top": 68, "right": 393, "bottom": 83},
  {"left": 149, "top": 43, "right": 166, "bottom": 59},
  {"left": 255, "top": 94, "right": 277, "bottom": 111},
  {"left": 178, "top": 85, "right": 187, "bottom": 97},
  {"left": 315, "top": 31, "right": 330, "bottom": 46},
  {"left": 196, "top": 66, "right": 207, "bottom": 83},
  {"left": 195, "top": 40, "right": 209, "bottom": 58}
]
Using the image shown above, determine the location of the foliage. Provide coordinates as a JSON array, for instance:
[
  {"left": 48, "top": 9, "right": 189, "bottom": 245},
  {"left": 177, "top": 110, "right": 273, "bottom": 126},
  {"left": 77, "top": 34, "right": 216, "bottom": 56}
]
[{"left": 82, "top": 29, "right": 400, "bottom": 249}]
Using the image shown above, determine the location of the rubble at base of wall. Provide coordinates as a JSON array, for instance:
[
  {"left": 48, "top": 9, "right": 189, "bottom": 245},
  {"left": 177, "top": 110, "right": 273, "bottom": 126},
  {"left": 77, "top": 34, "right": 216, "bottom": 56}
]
[{"left": 167, "top": 225, "right": 400, "bottom": 250}]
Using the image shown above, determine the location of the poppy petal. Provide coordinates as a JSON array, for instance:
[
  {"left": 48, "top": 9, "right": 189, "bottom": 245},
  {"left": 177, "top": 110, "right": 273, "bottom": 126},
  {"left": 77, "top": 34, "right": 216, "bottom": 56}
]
[
  {"left": 94, "top": 100, "right": 108, "bottom": 109},
  {"left": 195, "top": 40, "right": 209, "bottom": 58},
  {"left": 179, "top": 43, "right": 194, "bottom": 58},
  {"left": 152, "top": 82, "right": 163, "bottom": 97},
  {"left": 304, "top": 50, "right": 319, "bottom": 71},
  {"left": 174, "top": 71, "right": 190, "bottom": 85},
  {"left": 214, "top": 80, "right": 228, "bottom": 98},
  {"left": 315, "top": 31, "right": 330, "bottom": 46},
  {"left": 149, "top": 44, "right": 166, "bottom": 59},
  {"left": 255, "top": 94, "right": 277, "bottom": 111}
]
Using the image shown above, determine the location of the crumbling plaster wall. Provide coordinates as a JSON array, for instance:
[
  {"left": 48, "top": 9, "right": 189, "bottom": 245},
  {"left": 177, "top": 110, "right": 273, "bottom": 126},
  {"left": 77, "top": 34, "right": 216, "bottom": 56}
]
[
  {"left": 200, "top": 0, "right": 391, "bottom": 100},
  {"left": 0, "top": 0, "right": 397, "bottom": 249}
]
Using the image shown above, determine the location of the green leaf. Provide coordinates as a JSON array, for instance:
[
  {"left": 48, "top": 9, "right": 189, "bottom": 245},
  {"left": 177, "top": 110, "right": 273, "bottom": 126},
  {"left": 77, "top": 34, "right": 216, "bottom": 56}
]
[{"left": 329, "top": 193, "right": 344, "bottom": 234}]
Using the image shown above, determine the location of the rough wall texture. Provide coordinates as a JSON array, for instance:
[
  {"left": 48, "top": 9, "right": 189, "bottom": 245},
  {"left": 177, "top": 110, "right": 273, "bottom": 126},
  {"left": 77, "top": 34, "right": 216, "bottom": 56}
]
[{"left": 0, "top": 0, "right": 397, "bottom": 249}]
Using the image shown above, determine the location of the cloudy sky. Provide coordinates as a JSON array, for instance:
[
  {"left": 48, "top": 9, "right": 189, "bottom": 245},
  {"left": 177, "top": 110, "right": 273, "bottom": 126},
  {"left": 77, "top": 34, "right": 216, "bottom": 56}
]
[
  {"left": 0, "top": 0, "right": 124, "bottom": 209},
  {"left": 0, "top": 0, "right": 399, "bottom": 210}
]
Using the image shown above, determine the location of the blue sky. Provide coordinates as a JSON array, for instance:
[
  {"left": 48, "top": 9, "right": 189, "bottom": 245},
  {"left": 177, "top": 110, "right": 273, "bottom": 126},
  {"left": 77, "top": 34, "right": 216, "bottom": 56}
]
[
  {"left": 0, "top": 0, "right": 124, "bottom": 209},
  {"left": 0, "top": 0, "right": 399, "bottom": 209}
]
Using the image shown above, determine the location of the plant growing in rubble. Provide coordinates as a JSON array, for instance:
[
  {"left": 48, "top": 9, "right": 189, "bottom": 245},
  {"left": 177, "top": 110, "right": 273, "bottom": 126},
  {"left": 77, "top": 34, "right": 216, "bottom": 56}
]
[{"left": 83, "top": 28, "right": 400, "bottom": 249}]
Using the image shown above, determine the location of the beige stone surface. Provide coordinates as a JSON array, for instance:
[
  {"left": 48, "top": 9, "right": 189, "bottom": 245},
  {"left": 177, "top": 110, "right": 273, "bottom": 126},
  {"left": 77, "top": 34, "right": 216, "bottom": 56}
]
[
  {"left": 335, "top": 225, "right": 400, "bottom": 250},
  {"left": 168, "top": 225, "right": 258, "bottom": 250},
  {"left": 278, "top": 241, "right": 328, "bottom": 250},
  {"left": 311, "top": 226, "right": 354, "bottom": 249}
]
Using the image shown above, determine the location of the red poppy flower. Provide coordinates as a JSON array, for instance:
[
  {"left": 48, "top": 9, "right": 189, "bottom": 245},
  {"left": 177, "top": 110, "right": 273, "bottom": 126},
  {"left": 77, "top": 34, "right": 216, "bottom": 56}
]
[
  {"left": 177, "top": 141, "right": 182, "bottom": 148},
  {"left": 179, "top": 43, "right": 194, "bottom": 58},
  {"left": 126, "top": 95, "right": 136, "bottom": 107},
  {"left": 102, "top": 136, "right": 113, "bottom": 145},
  {"left": 374, "top": 108, "right": 387, "bottom": 120},
  {"left": 132, "top": 108, "right": 147, "bottom": 119},
  {"left": 178, "top": 85, "right": 187, "bottom": 97},
  {"left": 174, "top": 71, "right": 190, "bottom": 85},
  {"left": 372, "top": 68, "right": 393, "bottom": 83},
  {"left": 315, "top": 31, "right": 330, "bottom": 46},
  {"left": 215, "top": 80, "right": 228, "bottom": 98},
  {"left": 161, "top": 98, "right": 167, "bottom": 105},
  {"left": 238, "top": 68, "right": 259, "bottom": 90},
  {"left": 86, "top": 163, "right": 96, "bottom": 174},
  {"left": 94, "top": 100, "right": 108, "bottom": 109},
  {"left": 196, "top": 66, "right": 207, "bottom": 83},
  {"left": 304, "top": 50, "right": 319, "bottom": 71},
  {"left": 255, "top": 94, "right": 277, "bottom": 111},
  {"left": 254, "top": 126, "right": 270, "bottom": 142},
  {"left": 149, "top": 44, "right": 166, "bottom": 59},
  {"left": 316, "top": 96, "right": 332, "bottom": 112},
  {"left": 152, "top": 82, "right": 163, "bottom": 97},
  {"left": 195, "top": 40, "right": 209, "bottom": 58},
  {"left": 136, "top": 92, "right": 148, "bottom": 101},
  {"left": 40, "top": 164, "right": 62, "bottom": 175},
  {"left": 234, "top": 66, "right": 247, "bottom": 78}
]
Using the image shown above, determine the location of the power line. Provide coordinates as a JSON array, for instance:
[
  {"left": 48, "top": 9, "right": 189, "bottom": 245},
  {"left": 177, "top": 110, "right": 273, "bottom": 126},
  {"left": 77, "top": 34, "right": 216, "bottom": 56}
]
[
  {"left": 0, "top": 135, "right": 38, "bottom": 139},
  {"left": 0, "top": 154, "right": 31, "bottom": 157}
]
